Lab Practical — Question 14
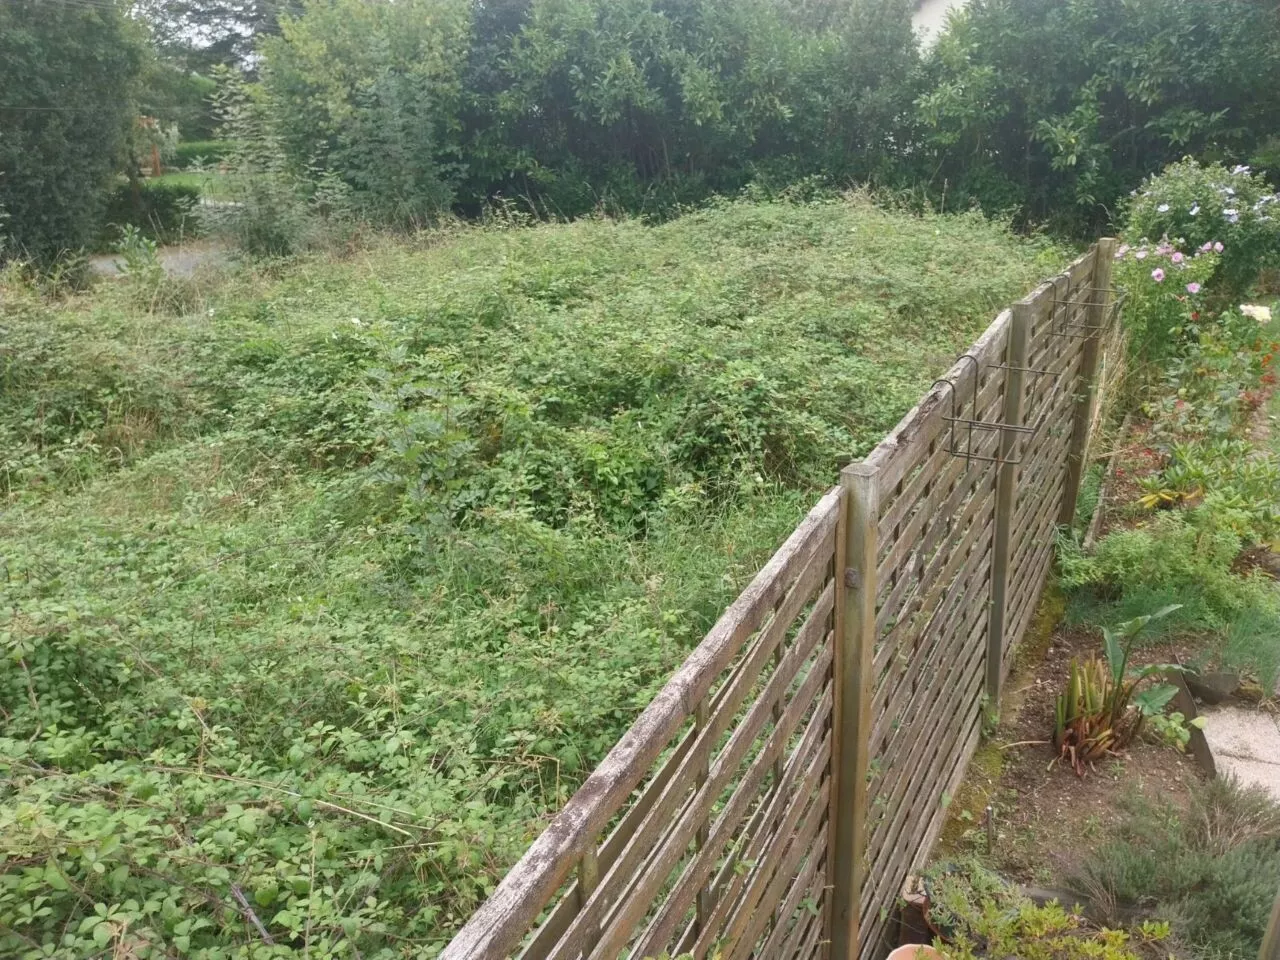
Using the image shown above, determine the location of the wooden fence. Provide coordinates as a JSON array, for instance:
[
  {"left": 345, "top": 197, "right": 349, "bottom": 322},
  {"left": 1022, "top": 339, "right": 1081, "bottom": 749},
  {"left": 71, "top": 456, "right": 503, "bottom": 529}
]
[{"left": 440, "top": 239, "right": 1120, "bottom": 960}]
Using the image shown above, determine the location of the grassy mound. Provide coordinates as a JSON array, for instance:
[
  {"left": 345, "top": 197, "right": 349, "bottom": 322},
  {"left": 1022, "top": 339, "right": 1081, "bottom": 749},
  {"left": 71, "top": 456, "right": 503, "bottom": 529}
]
[{"left": 0, "top": 196, "right": 1062, "bottom": 956}]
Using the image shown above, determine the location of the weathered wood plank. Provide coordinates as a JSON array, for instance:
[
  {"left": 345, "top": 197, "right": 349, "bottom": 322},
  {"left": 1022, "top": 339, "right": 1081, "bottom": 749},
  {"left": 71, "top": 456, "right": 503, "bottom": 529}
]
[
  {"left": 862, "top": 633, "right": 986, "bottom": 922},
  {"left": 522, "top": 534, "right": 835, "bottom": 957},
  {"left": 630, "top": 639, "right": 834, "bottom": 959},
  {"left": 867, "top": 565, "right": 990, "bottom": 846},
  {"left": 1058, "top": 242, "right": 1112, "bottom": 524},
  {"left": 694, "top": 721, "right": 832, "bottom": 960},
  {"left": 871, "top": 535, "right": 993, "bottom": 757},
  {"left": 830, "top": 463, "right": 879, "bottom": 960},
  {"left": 443, "top": 488, "right": 840, "bottom": 960},
  {"left": 571, "top": 636, "right": 834, "bottom": 960}
]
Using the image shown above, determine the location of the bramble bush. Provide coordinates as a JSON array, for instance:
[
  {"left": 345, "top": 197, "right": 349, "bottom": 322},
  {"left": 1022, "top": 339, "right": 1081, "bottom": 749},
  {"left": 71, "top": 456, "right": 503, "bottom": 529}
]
[{"left": 0, "top": 197, "right": 1061, "bottom": 957}]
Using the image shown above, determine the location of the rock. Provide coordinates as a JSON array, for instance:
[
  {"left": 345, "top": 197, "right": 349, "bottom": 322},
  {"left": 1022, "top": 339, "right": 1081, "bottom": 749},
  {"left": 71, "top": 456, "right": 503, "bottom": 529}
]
[{"left": 1186, "top": 670, "right": 1240, "bottom": 704}]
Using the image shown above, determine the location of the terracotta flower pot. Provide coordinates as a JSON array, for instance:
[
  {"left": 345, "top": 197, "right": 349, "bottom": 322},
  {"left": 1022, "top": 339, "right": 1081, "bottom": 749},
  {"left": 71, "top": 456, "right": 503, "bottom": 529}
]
[{"left": 886, "top": 946, "right": 945, "bottom": 960}]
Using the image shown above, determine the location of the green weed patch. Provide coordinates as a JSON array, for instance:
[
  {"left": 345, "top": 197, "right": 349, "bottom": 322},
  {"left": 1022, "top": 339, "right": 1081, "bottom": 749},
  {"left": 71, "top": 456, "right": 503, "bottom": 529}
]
[{"left": 0, "top": 197, "right": 1061, "bottom": 956}]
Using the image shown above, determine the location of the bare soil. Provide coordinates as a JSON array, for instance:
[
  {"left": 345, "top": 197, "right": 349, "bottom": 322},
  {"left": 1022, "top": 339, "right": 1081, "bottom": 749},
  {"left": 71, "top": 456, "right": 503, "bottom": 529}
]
[{"left": 937, "top": 607, "right": 1205, "bottom": 888}]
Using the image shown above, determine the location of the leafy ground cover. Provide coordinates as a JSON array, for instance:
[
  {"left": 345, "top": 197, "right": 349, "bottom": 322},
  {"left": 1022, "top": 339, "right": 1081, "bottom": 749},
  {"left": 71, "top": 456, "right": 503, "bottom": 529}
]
[{"left": 0, "top": 195, "right": 1062, "bottom": 958}]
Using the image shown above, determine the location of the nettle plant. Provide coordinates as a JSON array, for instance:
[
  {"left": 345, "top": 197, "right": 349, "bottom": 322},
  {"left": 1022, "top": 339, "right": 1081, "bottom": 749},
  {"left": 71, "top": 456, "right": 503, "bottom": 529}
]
[{"left": 1053, "top": 605, "right": 1197, "bottom": 775}]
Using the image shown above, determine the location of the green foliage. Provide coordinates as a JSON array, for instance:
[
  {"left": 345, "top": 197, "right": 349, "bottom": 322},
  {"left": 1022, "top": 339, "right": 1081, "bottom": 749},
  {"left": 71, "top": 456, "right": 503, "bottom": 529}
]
[
  {"left": 917, "top": 0, "right": 1280, "bottom": 234},
  {"left": 0, "top": 0, "right": 147, "bottom": 263},
  {"left": 1052, "top": 607, "right": 1183, "bottom": 774},
  {"left": 925, "top": 860, "right": 1161, "bottom": 960},
  {"left": 1111, "top": 240, "right": 1218, "bottom": 363},
  {"left": 201, "top": 71, "right": 335, "bottom": 257},
  {"left": 232, "top": 0, "right": 920, "bottom": 231},
  {"left": 260, "top": 0, "right": 471, "bottom": 226},
  {"left": 1125, "top": 159, "right": 1280, "bottom": 297},
  {"left": 174, "top": 140, "right": 235, "bottom": 169},
  {"left": 0, "top": 198, "right": 1060, "bottom": 955},
  {"left": 100, "top": 180, "right": 202, "bottom": 247},
  {"left": 137, "top": 64, "right": 220, "bottom": 143},
  {"left": 1062, "top": 216, "right": 1280, "bottom": 690},
  {"left": 1073, "top": 778, "right": 1280, "bottom": 959}
]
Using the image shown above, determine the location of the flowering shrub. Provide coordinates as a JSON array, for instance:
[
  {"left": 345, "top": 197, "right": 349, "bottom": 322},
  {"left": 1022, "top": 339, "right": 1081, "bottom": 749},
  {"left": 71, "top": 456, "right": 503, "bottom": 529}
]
[
  {"left": 1125, "top": 158, "right": 1280, "bottom": 296},
  {"left": 1113, "top": 239, "right": 1218, "bottom": 361}
]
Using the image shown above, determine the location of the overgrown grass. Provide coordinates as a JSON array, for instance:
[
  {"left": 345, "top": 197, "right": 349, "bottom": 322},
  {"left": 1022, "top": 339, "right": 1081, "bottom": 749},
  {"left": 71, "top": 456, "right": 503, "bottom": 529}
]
[{"left": 0, "top": 195, "right": 1063, "bottom": 957}]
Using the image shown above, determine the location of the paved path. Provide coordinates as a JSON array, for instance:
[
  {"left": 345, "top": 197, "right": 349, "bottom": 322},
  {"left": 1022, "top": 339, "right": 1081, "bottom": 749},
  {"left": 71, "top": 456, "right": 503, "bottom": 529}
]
[
  {"left": 89, "top": 240, "right": 229, "bottom": 279},
  {"left": 1200, "top": 704, "right": 1280, "bottom": 800}
]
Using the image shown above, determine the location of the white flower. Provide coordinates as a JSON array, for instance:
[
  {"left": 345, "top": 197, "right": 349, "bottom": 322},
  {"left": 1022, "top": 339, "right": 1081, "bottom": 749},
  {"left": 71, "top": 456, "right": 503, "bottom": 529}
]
[
  {"left": 350, "top": 317, "right": 363, "bottom": 326},
  {"left": 1157, "top": 203, "right": 1170, "bottom": 213},
  {"left": 1240, "top": 304, "right": 1273, "bottom": 322},
  {"left": 1189, "top": 204, "right": 1199, "bottom": 216},
  {"left": 1232, "top": 164, "right": 1251, "bottom": 175}
]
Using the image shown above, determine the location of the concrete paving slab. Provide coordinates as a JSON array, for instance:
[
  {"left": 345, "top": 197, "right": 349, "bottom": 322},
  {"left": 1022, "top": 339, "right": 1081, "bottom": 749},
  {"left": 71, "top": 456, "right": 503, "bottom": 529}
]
[{"left": 1199, "top": 704, "right": 1280, "bottom": 801}]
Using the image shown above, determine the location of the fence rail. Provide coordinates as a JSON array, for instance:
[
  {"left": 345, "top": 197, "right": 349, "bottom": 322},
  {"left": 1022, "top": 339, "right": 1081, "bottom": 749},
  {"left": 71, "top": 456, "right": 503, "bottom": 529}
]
[{"left": 441, "top": 238, "right": 1119, "bottom": 960}]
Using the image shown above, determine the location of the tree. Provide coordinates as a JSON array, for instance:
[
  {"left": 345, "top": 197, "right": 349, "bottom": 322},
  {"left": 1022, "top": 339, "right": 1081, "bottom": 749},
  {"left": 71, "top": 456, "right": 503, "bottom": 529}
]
[
  {"left": 916, "top": 0, "right": 1280, "bottom": 234},
  {"left": 260, "top": 0, "right": 471, "bottom": 225},
  {"left": 0, "top": 0, "right": 146, "bottom": 262},
  {"left": 134, "top": 0, "right": 305, "bottom": 73}
]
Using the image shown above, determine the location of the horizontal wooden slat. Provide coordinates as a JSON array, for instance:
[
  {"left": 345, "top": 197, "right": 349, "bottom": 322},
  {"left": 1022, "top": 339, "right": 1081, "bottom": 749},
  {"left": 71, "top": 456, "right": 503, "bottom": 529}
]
[
  {"left": 574, "top": 627, "right": 835, "bottom": 960},
  {"left": 688, "top": 703, "right": 833, "bottom": 959}
]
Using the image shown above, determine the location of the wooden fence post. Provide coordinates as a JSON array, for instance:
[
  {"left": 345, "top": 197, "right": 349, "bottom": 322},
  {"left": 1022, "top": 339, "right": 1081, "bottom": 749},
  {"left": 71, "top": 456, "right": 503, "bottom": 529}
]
[
  {"left": 1058, "top": 237, "right": 1117, "bottom": 525},
  {"left": 986, "top": 304, "right": 1031, "bottom": 708},
  {"left": 1262, "top": 887, "right": 1280, "bottom": 960},
  {"left": 830, "top": 463, "right": 879, "bottom": 960}
]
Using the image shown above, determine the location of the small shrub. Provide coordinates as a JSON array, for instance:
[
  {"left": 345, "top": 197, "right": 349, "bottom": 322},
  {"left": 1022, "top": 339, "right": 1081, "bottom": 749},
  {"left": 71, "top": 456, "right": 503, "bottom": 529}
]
[
  {"left": 1112, "top": 239, "right": 1218, "bottom": 362},
  {"left": 100, "top": 179, "right": 201, "bottom": 246},
  {"left": 1125, "top": 158, "right": 1280, "bottom": 297},
  {"left": 173, "top": 139, "right": 234, "bottom": 169},
  {"left": 1053, "top": 606, "right": 1185, "bottom": 774},
  {"left": 1073, "top": 778, "right": 1280, "bottom": 958},
  {"left": 926, "top": 860, "right": 1161, "bottom": 960}
]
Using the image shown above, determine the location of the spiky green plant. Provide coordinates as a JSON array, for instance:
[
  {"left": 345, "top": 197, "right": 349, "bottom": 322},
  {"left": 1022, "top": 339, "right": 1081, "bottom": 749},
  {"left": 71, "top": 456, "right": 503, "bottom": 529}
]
[{"left": 1053, "top": 605, "right": 1183, "bottom": 774}]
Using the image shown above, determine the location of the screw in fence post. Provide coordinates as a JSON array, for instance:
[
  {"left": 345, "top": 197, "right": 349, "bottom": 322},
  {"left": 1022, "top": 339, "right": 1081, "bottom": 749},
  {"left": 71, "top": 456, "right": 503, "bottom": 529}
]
[
  {"left": 829, "top": 462, "right": 879, "bottom": 960},
  {"left": 1058, "top": 237, "right": 1117, "bottom": 526},
  {"left": 986, "top": 300, "right": 1032, "bottom": 709}
]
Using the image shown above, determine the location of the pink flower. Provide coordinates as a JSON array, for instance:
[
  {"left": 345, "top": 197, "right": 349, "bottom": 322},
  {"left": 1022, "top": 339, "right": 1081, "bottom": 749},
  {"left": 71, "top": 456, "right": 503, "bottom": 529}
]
[
  {"left": 1172, "top": 252, "right": 1184, "bottom": 263},
  {"left": 1201, "top": 241, "right": 1213, "bottom": 252},
  {"left": 1214, "top": 241, "right": 1224, "bottom": 253},
  {"left": 1152, "top": 268, "right": 1166, "bottom": 282},
  {"left": 1135, "top": 249, "right": 1148, "bottom": 260},
  {"left": 1186, "top": 282, "right": 1201, "bottom": 294}
]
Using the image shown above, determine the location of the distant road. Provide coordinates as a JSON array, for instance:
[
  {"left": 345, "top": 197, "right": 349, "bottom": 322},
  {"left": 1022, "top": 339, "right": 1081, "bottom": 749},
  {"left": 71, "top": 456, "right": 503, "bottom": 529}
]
[
  {"left": 913, "top": 0, "right": 968, "bottom": 45},
  {"left": 89, "top": 239, "right": 228, "bottom": 279}
]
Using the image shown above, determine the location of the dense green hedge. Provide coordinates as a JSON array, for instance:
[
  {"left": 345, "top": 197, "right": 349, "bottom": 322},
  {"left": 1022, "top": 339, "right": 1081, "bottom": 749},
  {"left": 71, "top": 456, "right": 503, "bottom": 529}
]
[
  {"left": 0, "top": 0, "right": 144, "bottom": 262},
  {"left": 229, "top": 0, "right": 1280, "bottom": 239},
  {"left": 172, "top": 139, "right": 234, "bottom": 169},
  {"left": 100, "top": 179, "right": 202, "bottom": 246}
]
